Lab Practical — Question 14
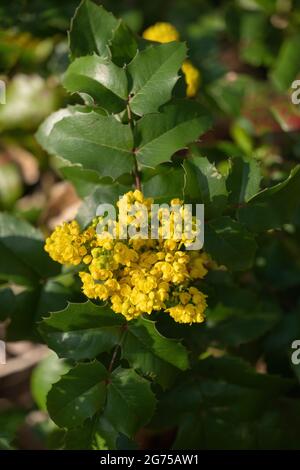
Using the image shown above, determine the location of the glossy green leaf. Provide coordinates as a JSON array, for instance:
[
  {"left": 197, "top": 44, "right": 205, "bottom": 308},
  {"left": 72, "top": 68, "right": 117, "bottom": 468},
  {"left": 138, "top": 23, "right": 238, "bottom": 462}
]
[
  {"left": 69, "top": 0, "right": 118, "bottom": 59},
  {"left": 39, "top": 301, "right": 125, "bottom": 360},
  {"left": 184, "top": 156, "right": 228, "bottom": 218},
  {"left": 123, "top": 317, "right": 189, "bottom": 388},
  {"left": 109, "top": 20, "right": 138, "bottom": 67},
  {"left": 63, "top": 55, "right": 128, "bottom": 113},
  {"left": 64, "top": 416, "right": 118, "bottom": 450},
  {"left": 105, "top": 368, "right": 156, "bottom": 437},
  {"left": 47, "top": 361, "right": 108, "bottom": 428},
  {"left": 36, "top": 106, "right": 100, "bottom": 155},
  {"left": 135, "top": 101, "right": 212, "bottom": 168},
  {"left": 205, "top": 216, "right": 257, "bottom": 271},
  {"left": 227, "top": 156, "right": 261, "bottom": 204},
  {"left": 238, "top": 165, "right": 300, "bottom": 232},
  {"left": 47, "top": 112, "right": 134, "bottom": 179},
  {"left": 142, "top": 164, "right": 185, "bottom": 203},
  {"left": 128, "top": 42, "right": 187, "bottom": 116}
]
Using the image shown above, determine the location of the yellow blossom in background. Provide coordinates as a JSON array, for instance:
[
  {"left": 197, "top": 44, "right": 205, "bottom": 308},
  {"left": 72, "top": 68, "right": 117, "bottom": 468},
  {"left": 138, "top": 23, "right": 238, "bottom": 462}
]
[
  {"left": 142, "top": 22, "right": 201, "bottom": 97},
  {"left": 44, "top": 190, "right": 210, "bottom": 324},
  {"left": 181, "top": 60, "right": 201, "bottom": 98},
  {"left": 142, "top": 22, "right": 180, "bottom": 43}
]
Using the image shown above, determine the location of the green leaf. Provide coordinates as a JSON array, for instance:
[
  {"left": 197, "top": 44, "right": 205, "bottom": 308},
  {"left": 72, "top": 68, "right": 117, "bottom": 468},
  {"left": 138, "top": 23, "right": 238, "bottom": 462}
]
[
  {"left": 196, "top": 356, "right": 294, "bottom": 393},
  {"left": 36, "top": 106, "right": 100, "bottom": 155},
  {"left": 142, "top": 164, "right": 185, "bottom": 203},
  {"left": 47, "top": 112, "right": 134, "bottom": 179},
  {"left": 205, "top": 216, "right": 257, "bottom": 271},
  {"left": 239, "top": 12, "right": 277, "bottom": 68},
  {"left": 105, "top": 368, "right": 156, "bottom": 437},
  {"left": 184, "top": 156, "right": 228, "bottom": 218},
  {"left": 36, "top": 108, "right": 74, "bottom": 153},
  {"left": 109, "top": 20, "right": 138, "bottom": 67},
  {"left": 209, "top": 312, "right": 279, "bottom": 346},
  {"left": 63, "top": 55, "right": 128, "bottom": 113},
  {"left": 135, "top": 101, "right": 212, "bottom": 168},
  {"left": 60, "top": 167, "right": 103, "bottom": 198},
  {"left": 31, "top": 352, "right": 71, "bottom": 411},
  {"left": 7, "top": 280, "right": 72, "bottom": 341},
  {"left": 39, "top": 301, "right": 125, "bottom": 360},
  {"left": 64, "top": 416, "right": 118, "bottom": 450},
  {"left": 128, "top": 42, "right": 187, "bottom": 116},
  {"left": 238, "top": 165, "right": 300, "bottom": 232},
  {"left": 47, "top": 361, "right": 108, "bottom": 429},
  {"left": 227, "top": 156, "right": 261, "bottom": 204},
  {"left": 69, "top": 0, "right": 118, "bottom": 59},
  {"left": 0, "top": 212, "right": 59, "bottom": 285},
  {"left": 77, "top": 180, "right": 132, "bottom": 228},
  {"left": 208, "top": 75, "right": 248, "bottom": 117},
  {"left": 123, "top": 317, "right": 189, "bottom": 388},
  {"left": 271, "top": 35, "right": 300, "bottom": 91}
]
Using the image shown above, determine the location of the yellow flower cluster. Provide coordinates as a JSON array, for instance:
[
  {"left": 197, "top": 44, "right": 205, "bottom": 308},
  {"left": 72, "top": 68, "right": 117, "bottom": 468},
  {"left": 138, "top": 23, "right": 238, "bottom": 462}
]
[
  {"left": 45, "top": 191, "right": 209, "bottom": 324},
  {"left": 142, "top": 22, "right": 201, "bottom": 97}
]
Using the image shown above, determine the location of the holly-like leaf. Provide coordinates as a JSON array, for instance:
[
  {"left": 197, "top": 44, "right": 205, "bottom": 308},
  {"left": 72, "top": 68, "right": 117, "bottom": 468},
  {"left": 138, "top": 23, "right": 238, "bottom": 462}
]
[
  {"left": 142, "top": 164, "right": 185, "bottom": 203},
  {"left": 128, "top": 42, "right": 187, "bottom": 116},
  {"left": 227, "top": 156, "right": 261, "bottom": 204},
  {"left": 0, "top": 213, "right": 59, "bottom": 285},
  {"left": 69, "top": 0, "right": 118, "bottom": 59},
  {"left": 105, "top": 368, "right": 156, "bottom": 437},
  {"left": 123, "top": 317, "right": 189, "bottom": 388},
  {"left": 184, "top": 156, "right": 228, "bottom": 218},
  {"left": 64, "top": 416, "right": 118, "bottom": 450},
  {"left": 205, "top": 216, "right": 257, "bottom": 271},
  {"left": 47, "top": 361, "right": 108, "bottom": 428},
  {"left": 135, "top": 101, "right": 211, "bottom": 168},
  {"left": 238, "top": 165, "right": 300, "bottom": 232},
  {"left": 63, "top": 55, "right": 128, "bottom": 113},
  {"left": 39, "top": 301, "right": 125, "bottom": 360},
  {"left": 36, "top": 106, "right": 103, "bottom": 155},
  {"left": 109, "top": 20, "right": 138, "bottom": 67},
  {"left": 46, "top": 112, "right": 134, "bottom": 179}
]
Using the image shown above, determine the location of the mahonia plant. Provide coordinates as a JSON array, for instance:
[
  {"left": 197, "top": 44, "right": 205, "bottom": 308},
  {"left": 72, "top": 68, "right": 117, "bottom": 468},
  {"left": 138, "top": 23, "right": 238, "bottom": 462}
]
[{"left": 1, "top": 0, "right": 299, "bottom": 450}]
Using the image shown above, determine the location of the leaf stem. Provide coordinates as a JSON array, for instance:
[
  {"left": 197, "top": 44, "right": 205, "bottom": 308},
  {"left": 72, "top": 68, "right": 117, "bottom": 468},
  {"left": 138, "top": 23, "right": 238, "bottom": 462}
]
[
  {"left": 108, "top": 326, "right": 128, "bottom": 373},
  {"left": 127, "top": 103, "right": 141, "bottom": 191}
]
